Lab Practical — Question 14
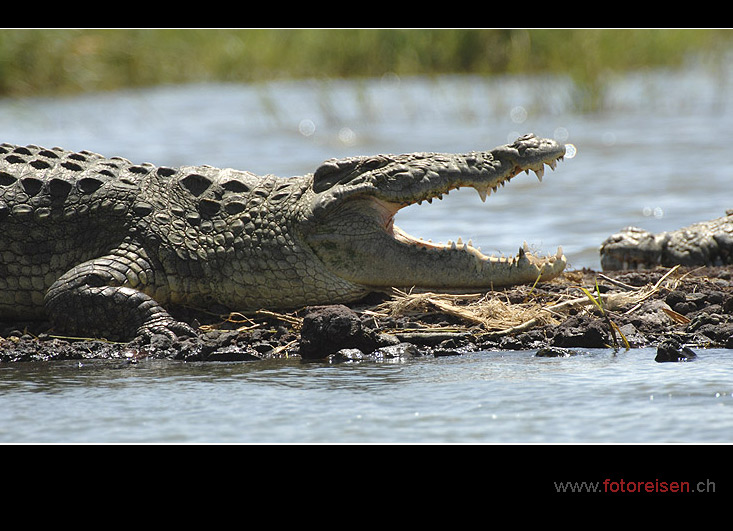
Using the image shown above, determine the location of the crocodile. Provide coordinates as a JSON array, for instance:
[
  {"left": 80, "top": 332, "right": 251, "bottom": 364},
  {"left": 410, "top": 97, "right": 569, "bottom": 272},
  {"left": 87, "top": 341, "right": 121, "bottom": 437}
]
[
  {"left": 0, "top": 134, "right": 566, "bottom": 341},
  {"left": 600, "top": 210, "right": 733, "bottom": 271}
]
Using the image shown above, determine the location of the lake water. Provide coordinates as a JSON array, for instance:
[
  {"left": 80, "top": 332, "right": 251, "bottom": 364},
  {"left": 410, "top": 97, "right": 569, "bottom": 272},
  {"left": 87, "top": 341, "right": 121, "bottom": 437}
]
[
  {"left": 2, "top": 349, "right": 732, "bottom": 443},
  {"left": 1, "top": 59, "right": 733, "bottom": 443}
]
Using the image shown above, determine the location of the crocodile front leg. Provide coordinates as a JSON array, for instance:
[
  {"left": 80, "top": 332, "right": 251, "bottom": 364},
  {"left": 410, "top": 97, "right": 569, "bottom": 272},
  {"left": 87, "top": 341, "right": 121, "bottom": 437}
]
[{"left": 44, "top": 251, "right": 196, "bottom": 342}]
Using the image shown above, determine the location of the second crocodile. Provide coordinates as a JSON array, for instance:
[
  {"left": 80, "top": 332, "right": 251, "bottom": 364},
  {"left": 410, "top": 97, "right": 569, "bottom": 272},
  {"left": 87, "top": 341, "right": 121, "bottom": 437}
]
[
  {"left": 600, "top": 210, "right": 733, "bottom": 271},
  {"left": 0, "top": 134, "right": 567, "bottom": 341}
]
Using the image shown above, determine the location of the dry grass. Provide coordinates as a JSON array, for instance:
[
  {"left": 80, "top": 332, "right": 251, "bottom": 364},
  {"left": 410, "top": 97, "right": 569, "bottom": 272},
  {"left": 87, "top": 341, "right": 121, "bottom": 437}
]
[
  {"left": 374, "top": 289, "right": 558, "bottom": 332},
  {"left": 373, "top": 266, "right": 682, "bottom": 337}
]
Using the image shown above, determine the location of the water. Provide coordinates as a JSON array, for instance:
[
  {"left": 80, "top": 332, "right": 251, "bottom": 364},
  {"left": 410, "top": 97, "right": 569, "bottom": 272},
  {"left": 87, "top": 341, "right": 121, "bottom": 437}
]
[
  {"left": 1, "top": 349, "right": 732, "bottom": 443},
  {"left": 1, "top": 61, "right": 733, "bottom": 443}
]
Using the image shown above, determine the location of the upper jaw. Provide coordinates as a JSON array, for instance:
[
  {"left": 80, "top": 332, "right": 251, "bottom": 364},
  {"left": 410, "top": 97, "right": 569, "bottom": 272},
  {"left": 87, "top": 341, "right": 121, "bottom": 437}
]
[
  {"left": 372, "top": 134, "right": 566, "bottom": 207},
  {"left": 308, "top": 134, "right": 566, "bottom": 217}
]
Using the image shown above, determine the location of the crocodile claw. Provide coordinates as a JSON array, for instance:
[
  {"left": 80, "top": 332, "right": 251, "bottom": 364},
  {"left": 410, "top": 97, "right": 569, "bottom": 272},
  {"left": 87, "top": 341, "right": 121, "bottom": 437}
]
[{"left": 134, "top": 317, "right": 198, "bottom": 344}]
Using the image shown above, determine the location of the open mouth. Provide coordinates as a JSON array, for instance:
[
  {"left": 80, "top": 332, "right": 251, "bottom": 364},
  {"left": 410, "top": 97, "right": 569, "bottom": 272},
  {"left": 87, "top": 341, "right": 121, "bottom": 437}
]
[
  {"left": 377, "top": 157, "right": 565, "bottom": 267},
  {"left": 305, "top": 134, "right": 569, "bottom": 290}
]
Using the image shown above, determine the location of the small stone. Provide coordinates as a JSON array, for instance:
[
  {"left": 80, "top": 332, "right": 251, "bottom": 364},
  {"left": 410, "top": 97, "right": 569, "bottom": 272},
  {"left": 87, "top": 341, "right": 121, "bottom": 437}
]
[
  {"left": 374, "top": 342, "right": 419, "bottom": 358},
  {"left": 536, "top": 346, "right": 574, "bottom": 357},
  {"left": 331, "top": 348, "right": 365, "bottom": 362},
  {"left": 655, "top": 338, "right": 697, "bottom": 363}
]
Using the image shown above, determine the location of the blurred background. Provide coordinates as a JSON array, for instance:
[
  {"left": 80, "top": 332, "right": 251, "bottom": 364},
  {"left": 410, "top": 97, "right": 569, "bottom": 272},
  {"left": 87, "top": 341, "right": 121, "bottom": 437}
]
[
  {"left": 1, "top": 28, "right": 732, "bottom": 269},
  {"left": 2, "top": 29, "right": 731, "bottom": 103}
]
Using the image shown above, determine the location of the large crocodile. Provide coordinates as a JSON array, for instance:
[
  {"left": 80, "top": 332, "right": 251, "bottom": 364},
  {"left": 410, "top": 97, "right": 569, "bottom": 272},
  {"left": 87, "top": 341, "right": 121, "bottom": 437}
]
[
  {"left": 0, "top": 134, "right": 566, "bottom": 341},
  {"left": 600, "top": 210, "right": 733, "bottom": 271}
]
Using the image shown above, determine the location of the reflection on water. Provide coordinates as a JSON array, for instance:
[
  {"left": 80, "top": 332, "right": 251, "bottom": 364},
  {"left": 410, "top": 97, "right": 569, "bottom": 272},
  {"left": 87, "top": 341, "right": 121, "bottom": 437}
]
[{"left": 1, "top": 63, "right": 732, "bottom": 443}]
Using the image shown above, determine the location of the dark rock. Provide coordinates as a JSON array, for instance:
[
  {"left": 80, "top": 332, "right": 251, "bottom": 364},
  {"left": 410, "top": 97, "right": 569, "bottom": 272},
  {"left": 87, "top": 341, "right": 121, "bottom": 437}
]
[
  {"left": 616, "top": 322, "right": 647, "bottom": 347},
  {"left": 374, "top": 342, "right": 419, "bottom": 359},
  {"left": 395, "top": 330, "right": 472, "bottom": 346},
  {"left": 686, "top": 313, "right": 733, "bottom": 343},
  {"left": 499, "top": 335, "right": 528, "bottom": 350},
  {"left": 170, "top": 329, "right": 248, "bottom": 361},
  {"left": 655, "top": 337, "right": 698, "bottom": 362},
  {"left": 687, "top": 292, "right": 708, "bottom": 308},
  {"left": 673, "top": 301, "right": 696, "bottom": 315},
  {"left": 433, "top": 349, "right": 461, "bottom": 357},
  {"left": 665, "top": 290, "right": 687, "bottom": 308},
  {"left": 536, "top": 346, "right": 574, "bottom": 357},
  {"left": 148, "top": 333, "right": 173, "bottom": 351},
  {"left": 299, "top": 305, "right": 397, "bottom": 359},
  {"left": 432, "top": 342, "right": 478, "bottom": 357},
  {"left": 251, "top": 341, "right": 276, "bottom": 354},
  {"left": 205, "top": 345, "right": 261, "bottom": 361},
  {"left": 331, "top": 348, "right": 365, "bottom": 362},
  {"left": 552, "top": 315, "right": 610, "bottom": 348}
]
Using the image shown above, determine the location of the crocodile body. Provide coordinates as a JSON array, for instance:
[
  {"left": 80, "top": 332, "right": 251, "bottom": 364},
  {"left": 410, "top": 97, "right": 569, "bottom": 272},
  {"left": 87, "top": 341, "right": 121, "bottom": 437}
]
[
  {"left": 0, "top": 135, "right": 566, "bottom": 341},
  {"left": 600, "top": 211, "right": 733, "bottom": 271}
]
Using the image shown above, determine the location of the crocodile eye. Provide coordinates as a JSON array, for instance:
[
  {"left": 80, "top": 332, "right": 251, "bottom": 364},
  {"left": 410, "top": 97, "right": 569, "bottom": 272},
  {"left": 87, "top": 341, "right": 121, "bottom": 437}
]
[
  {"left": 312, "top": 158, "right": 364, "bottom": 193},
  {"left": 312, "top": 160, "right": 341, "bottom": 193}
]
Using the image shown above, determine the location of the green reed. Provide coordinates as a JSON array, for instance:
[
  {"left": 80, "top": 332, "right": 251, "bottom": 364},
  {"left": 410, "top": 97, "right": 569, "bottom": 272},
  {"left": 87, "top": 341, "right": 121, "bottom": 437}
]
[{"left": 1, "top": 29, "right": 730, "bottom": 107}]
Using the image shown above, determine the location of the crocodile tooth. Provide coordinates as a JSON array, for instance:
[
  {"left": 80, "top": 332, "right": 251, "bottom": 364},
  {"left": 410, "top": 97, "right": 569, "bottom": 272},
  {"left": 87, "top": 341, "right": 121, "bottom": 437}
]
[
  {"left": 467, "top": 239, "right": 473, "bottom": 248},
  {"left": 475, "top": 186, "right": 488, "bottom": 202},
  {"left": 548, "top": 160, "right": 557, "bottom": 170},
  {"left": 523, "top": 241, "right": 529, "bottom": 252},
  {"left": 534, "top": 166, "right": 544, "bottom": 182},
  {"left": 525, "top": 169, "right": 530, "bottom": 175},
  {"left": 556, "top": 246, "right": 563, "bottom": 259},
  {"left": 456, "top": 237, "right": 463, "bottom": 248},
  {"left": 449, "top": 240, "right": 456, "bottom": 250}
]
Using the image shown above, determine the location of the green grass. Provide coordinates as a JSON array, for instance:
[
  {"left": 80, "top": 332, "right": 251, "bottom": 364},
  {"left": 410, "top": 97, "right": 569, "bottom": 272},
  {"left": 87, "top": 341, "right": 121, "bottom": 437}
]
[{"left": 1, "top": 29, "right": 731, "bottom": 100}]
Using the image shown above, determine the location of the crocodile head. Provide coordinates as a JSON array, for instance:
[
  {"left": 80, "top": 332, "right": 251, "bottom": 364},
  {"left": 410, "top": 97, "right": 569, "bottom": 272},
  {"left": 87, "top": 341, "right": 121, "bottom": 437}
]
[{"left": 300, "top": 134, "right": 567, "bottom": 292}]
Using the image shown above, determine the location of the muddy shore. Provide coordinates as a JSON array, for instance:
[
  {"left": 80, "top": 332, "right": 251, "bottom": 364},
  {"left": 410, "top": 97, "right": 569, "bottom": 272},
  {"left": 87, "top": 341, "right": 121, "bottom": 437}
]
[{"left": 2, "top": 266, "right": 732, "bottom": 364}]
